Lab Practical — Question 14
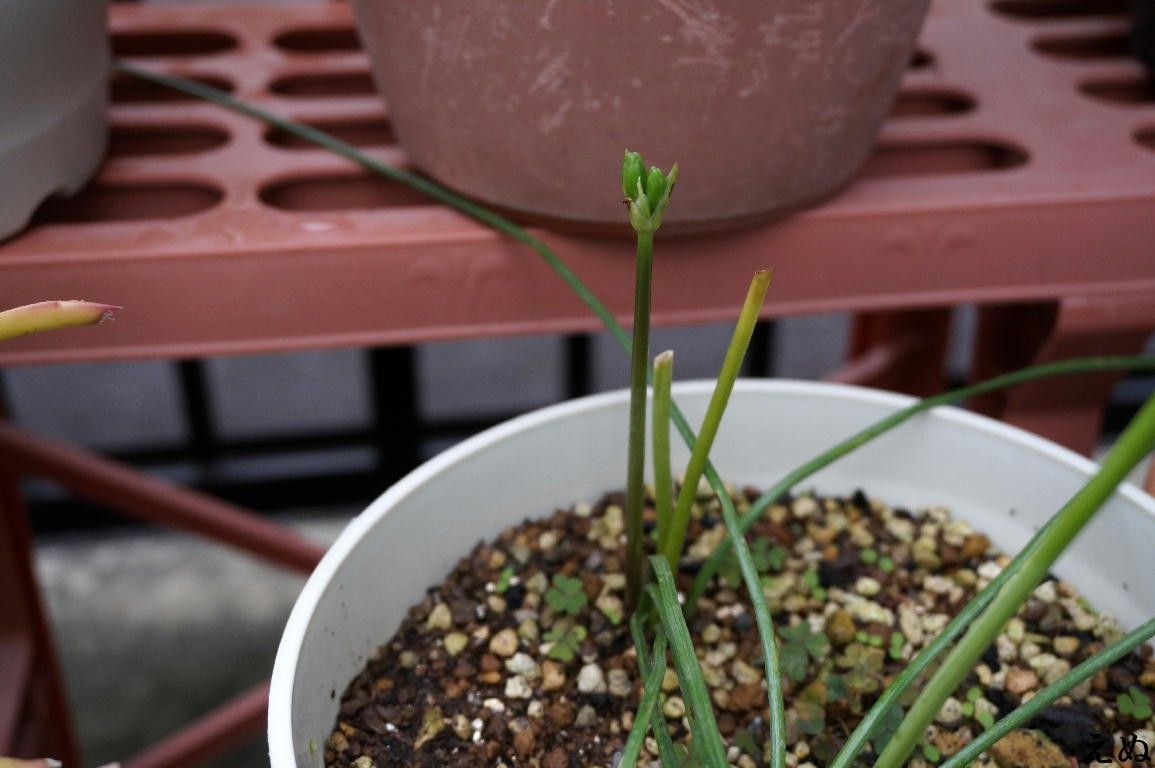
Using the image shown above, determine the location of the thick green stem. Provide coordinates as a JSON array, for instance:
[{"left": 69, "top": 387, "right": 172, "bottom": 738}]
[
  {"left": 940, "top": 615, "right": 1155, "bottom": 768},
  {"left": 659, "top": 269, "right": 771, "bottom": 567},
  {"left": 876, "top": 391, "right": 1155, "bottom": 768},
  {"left": 653, "top": 351, "right": 675, "bottom": 551},
  {"left": 688, "top": 355, "right": 1155, "bottom": 608},
  {"left": 625, "top": 230, "right": 655, "bottom": 610}
]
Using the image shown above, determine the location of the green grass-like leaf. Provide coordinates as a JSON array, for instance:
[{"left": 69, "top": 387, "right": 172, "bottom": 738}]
[
  {"left": 658, "top": 269, "right": 771, "bottom": 569},
  {"left": 648, "top": 556, "right": 729, "bottom": 768},
  {"left": 940, "top": 615, "right": 1155, "bottom": 768},
  {"left": 620, "top": 632, "right": 668, "bottom": 768},
  {"left": 877, "top": 393, "right": 1155, "bottom": 768}
]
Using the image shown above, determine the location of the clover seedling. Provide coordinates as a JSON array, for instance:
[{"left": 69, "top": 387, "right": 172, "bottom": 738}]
[
  {"left": 1118, "top": 685, "right": 1153, "bottom": 720},
  {"left": 543, "top": 623, "right": 587, "bottom": 662},
  {"left": 545, "top": 573, "right": 587, "bottom": 616},
  {"left": 494, "top": 565, "right": 515, "bottom": 594},
  {"left": 719, "top": 536, "right": 786, "bottom": 587},
  {"left": 794, "top": 679, "right": 828, "bottom": 735},
  {"left": 779, "top": 623, "right": 830, "bottom": 682}
]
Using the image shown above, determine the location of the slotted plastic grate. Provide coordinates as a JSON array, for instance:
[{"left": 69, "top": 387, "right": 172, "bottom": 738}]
[{"left": 0, "top": 0, "right": 1153, "bottom": 364}]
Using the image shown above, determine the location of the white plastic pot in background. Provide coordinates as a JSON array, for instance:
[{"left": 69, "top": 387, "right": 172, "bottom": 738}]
[
  {"left": 270, "top": 380, "right": 1155, "bottom": 767},
  {"left": 1, "top": 0, "right": 108, "bottom": 240}
]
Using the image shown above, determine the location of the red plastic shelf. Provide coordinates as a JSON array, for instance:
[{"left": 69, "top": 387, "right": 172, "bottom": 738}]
[{"left": 0, "top": 0, "right": 1153, "bottom": 365}]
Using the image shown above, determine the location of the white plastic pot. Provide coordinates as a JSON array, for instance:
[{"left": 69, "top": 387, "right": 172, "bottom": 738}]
[
  {"left": 0, "top": 0, "right": 108, "bottom": 240},
  {"left": 270, "top": 380, "right": 1155, "bottom": 767}
]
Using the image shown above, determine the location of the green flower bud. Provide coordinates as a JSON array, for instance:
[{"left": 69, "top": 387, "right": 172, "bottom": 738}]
[
  {"left": 644, "top": 166, "right": 668, "bottom": 212},
  {"left": 621, "top": 150, "right": 645, "bottom": 200}
]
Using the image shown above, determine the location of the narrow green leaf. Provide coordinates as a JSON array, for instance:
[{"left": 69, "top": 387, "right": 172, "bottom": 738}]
[
  {"left": 630, "top": 608, "right": 681, "bottom": 768},
  {"left": 620, "top": 632, "right": 668, "bottom": 768},
  {"left": 647, "top": 557, "right": 728, "bottom": 768},
  {"left": 659, "top": 268, "right": 772, "bottom": 567},
  {"left": 877, "top": 392, "right": 1155, "bottom": 768},
  {"left": 653, "top": 350, "right": 675, "bottom": 556},
  {"left": 940, "top": 615, "right": 1155, "bottom": 768}
]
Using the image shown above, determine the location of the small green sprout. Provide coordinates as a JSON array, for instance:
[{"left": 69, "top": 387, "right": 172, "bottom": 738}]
[
  {"left": 878, "top": 556, "right": 895, "bottom": 573},
  {"left": 1118, "top": 685, "right": 1154, "bottom": 719},
  {"left": 961, "top": 685, "right": 982, "bottom": 716},
  {"left": 720, "top": 537, "right": 787, "bottom": 586},
  {"left": 801, "top": 568, "right": 826, "bottom": 599},
  {"left": 976, "top": 709, "right": 995, "bottom": 730},
  {"left": 859, "top": 548, "right": 878, "bottom": 565},
  {"left": 838, "top": 643, "right": 885, "bottom": 696},
  {"left": 889, "top": 632, "right": 906, "bottom": 660},
  {"left": 545, "top": 573, "right": 587, "bottom": 615},
  {"left": 921, "top": 741, "right": 941, "bottom": 763},
  {"left": 543, "top": 623, "right": 588, "bottom": 662},
  {"left": 780, "top": 623, "right": 830, "bottom": 682},
  {"left": 825, "top": 673, "right": 848, "bottom": 700},
  {"left": 733, "top": 730, "right": 759, "bottom": 757},
  {"left": 494, "top": 565, "right": 515, "bottom": 593}
]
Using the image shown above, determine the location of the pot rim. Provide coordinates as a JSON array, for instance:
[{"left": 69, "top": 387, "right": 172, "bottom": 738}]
[{"left": 268, "top": 378, "right": 1155, "bottom": 764}]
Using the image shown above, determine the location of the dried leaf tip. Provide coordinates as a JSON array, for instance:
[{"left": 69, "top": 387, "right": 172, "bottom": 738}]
[{"left": 0, "top": 300, "right": 122, "bottom": 342}]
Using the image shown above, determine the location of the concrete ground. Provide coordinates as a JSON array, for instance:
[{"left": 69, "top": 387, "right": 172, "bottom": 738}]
[{"left": 34, "top": 511, "right": 354, "bottom": 767}]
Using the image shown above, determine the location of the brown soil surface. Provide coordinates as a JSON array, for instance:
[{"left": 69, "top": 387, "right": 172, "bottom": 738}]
[{"left": 324, "top": 488, "right": 1155, "bottom": 768}]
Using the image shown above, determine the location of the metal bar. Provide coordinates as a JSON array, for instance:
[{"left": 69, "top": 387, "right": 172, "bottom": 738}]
[
  {"left": 123, "top": 682, "right": 269, "bottom": 768},
  {"left": 0, "top": 635, "right": 32, "bottom": 753},
  {"left": 746, "top": 320, "right": 775, "bottom": 378},
  {"left": 824, "top": 337, "right": 919, "bottom": 387},
  {"left": 0, "top": 423, "right": 324, "bottom": 574},
  {"left": 847, "top": 308, "right": 952, "bottom": 397},
  {"left": 0, "top": 461, "right": 78, "bottom": 764},
  {"left": 175, "top": 360, "right": 217, "bottom": 465},
  {"left": 971, "top": 296, "right": 1155, "bottom": 455},
  {"left": 367, "top": 346, "right": 421, "bottom": 484},
  {"left": 564, "top": 334, "right": 592, "bottom": 399}
]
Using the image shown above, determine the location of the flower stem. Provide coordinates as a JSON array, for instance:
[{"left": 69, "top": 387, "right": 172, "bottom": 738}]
[
  {"left": 658, "top": 269, "right": 771, "bottom": 568},
  {"left": 652, "top": 350, "right": 675, "bottom": 552},
  {"left": 875, "top": 390, "right": 1155, "bottom": 768},
  {"left": 625, "top": 230, "right": 655, "bottom": 610}
]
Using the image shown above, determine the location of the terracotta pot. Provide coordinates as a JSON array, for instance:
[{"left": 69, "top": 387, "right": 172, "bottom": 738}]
[
  {"left": 350, "top": 0, "right": 930, "bottom": 231},
  {"left": 0, "top": 0, "right": 108, "bottom": 240},
  {"left": 269, "top": 380, "right": 1155, "bottom": 766}
]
